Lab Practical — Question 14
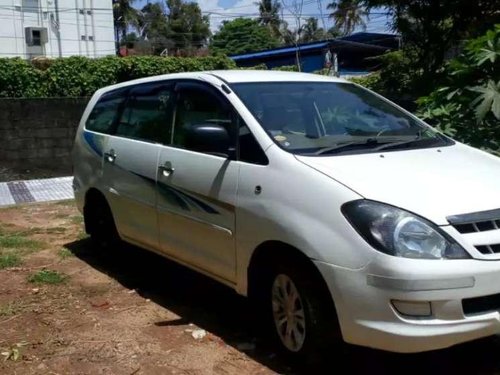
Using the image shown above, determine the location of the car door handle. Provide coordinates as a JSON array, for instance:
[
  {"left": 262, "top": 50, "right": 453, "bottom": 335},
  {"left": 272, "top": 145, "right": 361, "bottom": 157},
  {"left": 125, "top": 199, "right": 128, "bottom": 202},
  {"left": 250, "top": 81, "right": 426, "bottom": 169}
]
[
  {"left": 104, "top": 150, "right": 116, "bottom": 163},
  {"left": 158, "top": 163, "right": 175, "bottom": 177}
]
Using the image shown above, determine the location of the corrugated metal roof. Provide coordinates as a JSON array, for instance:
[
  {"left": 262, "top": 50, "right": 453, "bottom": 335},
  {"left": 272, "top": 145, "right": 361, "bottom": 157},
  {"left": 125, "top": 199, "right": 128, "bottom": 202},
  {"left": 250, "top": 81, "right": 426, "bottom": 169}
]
[
  {"left": 230, "top": 41, "right": 330, "bottom": 60},
  {"left": 229, "top": 32, "right": 399, "bottom": 61}
]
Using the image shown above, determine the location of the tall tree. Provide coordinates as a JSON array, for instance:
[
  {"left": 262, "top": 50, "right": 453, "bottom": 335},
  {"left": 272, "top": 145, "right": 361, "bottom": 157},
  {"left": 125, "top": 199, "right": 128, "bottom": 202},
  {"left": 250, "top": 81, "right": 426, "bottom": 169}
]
[
  {"left": 255, "top": 0, "right": 282, "bottom": 38},
  {"left": 113, "top": 0, "right": 140, "bottom": 44},
  {"left": 327, "top": 0, "right": 368, "bottom": 35},
  {"left": 139, "top": 2, "right": 171, "bottom": 54},
  {"left": 210, "top": 18, "right": 280, "bottom": 55},
  {"left": 166, "top": 0, "right": 211, "bottom": 54},
  {"left": 362, "top": 0, "right": 499, "bottom": 80},
  {"left": 298, "top": 18, "right": 327, "bottom": 43}
]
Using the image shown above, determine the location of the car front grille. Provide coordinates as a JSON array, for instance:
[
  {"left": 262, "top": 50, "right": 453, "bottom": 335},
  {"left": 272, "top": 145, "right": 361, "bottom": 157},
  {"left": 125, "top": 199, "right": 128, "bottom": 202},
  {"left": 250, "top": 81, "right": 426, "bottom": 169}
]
[
  {"left": 453, "top": 220, "right": 500, "bottom": 234},
  {"left": 447, "top": 208, "right": 500, "bottom": 258},
  {"left": 475, "top": 244, "right": 500, "bottom": 254},
  {"left": 463, "top": 292, "right": 500, "bottom": 316}
]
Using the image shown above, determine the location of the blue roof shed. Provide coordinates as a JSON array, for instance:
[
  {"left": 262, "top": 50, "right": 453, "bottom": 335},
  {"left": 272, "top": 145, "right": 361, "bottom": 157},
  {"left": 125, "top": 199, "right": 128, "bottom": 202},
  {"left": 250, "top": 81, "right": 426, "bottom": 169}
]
[{"left": 229, "top": 32, "right": 399, "bottom": 75}]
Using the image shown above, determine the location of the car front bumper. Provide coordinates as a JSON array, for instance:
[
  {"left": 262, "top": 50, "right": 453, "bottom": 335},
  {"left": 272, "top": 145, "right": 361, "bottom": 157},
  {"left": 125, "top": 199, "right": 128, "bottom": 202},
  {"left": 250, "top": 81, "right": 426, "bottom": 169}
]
[{"left": 314, "top": 255, "right": 500, "bottom": 353}]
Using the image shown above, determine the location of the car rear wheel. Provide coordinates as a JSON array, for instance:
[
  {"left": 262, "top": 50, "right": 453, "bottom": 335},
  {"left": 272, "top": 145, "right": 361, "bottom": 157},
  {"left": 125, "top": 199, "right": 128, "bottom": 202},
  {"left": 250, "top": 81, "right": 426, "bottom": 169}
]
[{"left": 84, "top": 194, "right": 119, "bottom": 250}]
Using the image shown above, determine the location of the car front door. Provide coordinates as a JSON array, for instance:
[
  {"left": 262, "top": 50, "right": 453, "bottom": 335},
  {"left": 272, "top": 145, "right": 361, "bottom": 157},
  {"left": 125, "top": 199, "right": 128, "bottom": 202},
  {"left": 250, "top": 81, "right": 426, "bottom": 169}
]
[
  {"left": 156, "top": 81, "right": 238, "bottom": 282},
  {"left": 103, "top": 82, "right": 175, "bottom": 250}
]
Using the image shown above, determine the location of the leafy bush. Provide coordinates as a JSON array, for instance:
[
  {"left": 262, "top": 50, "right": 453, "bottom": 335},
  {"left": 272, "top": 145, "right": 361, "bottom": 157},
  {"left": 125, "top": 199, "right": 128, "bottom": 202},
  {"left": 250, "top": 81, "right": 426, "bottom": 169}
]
[
  {"left": 417, "top": 25, "right": 500, "bottom": 155},
  {"left": 0, "top": 58, "right": 46, "bottom": 98},
  {"left": 0, "top": 55, "right": 237, "bottom": 98},
  {"left": 271, "top": 65, "right": 299, "bottom": 72},
  {"left": 371, "top": 51, "right": 424, "bottom": 102},
  {"left": 348, "top": 73, "right": 381, "bottom": 91}
]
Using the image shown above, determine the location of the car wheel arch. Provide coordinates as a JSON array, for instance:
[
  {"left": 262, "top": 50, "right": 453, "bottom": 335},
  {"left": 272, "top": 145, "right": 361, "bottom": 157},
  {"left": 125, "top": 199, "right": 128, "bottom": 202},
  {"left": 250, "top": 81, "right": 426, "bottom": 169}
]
[
  {"left": 247, "top": 241, "right": 334, "bottom": 308},
  {"left": 83, "top": 188, "right": 109, "bottom": 234}
]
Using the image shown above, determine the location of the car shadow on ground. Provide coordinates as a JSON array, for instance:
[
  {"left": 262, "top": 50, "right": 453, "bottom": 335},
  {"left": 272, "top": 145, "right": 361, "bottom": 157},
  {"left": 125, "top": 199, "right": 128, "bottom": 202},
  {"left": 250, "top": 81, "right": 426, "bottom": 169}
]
[{"left": 65, "top": 238, "right": 500, "bottom": 375}]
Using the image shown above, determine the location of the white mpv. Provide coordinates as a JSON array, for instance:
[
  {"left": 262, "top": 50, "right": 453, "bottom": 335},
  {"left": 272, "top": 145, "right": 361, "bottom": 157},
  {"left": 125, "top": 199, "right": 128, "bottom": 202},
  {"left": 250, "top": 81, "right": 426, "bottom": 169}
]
[{"left": 73, "top": 70, "right": 500, "bottom": 358}]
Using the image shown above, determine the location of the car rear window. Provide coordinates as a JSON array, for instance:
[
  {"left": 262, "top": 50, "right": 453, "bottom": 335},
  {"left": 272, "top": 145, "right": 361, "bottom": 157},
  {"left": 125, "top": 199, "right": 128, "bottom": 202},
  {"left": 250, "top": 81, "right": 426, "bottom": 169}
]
[{"left": 85, "top": 89, "right": 127, "bottom": 134}]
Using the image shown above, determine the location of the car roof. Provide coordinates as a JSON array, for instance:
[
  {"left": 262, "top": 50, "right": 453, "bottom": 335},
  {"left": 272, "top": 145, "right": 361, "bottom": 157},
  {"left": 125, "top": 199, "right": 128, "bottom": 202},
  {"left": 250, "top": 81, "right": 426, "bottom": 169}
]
[
  {"left": 207, "top": 70, "right": 348, "bottom": 83},
  {"left": 96, "top": 70, "right": 349, "bottom": 95}
]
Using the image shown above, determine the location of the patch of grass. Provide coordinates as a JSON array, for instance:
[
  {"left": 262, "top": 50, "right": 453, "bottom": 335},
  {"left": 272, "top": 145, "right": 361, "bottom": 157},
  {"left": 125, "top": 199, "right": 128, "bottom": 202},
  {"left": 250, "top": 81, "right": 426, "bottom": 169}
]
[
  {"left": 70, "top": 215, "right": 84, "bottom": 224},
  {"left": 0, "top": 232, "right": 43, "bottom": 250},
  {"left": 44, "top": 227, "right": 67, "bottom": 234},
  {"left": 77, "top": 231, "right": 89, "bottom": 240},
  {"left": 28, "top": 269, "right": 67, "bottom": 284},
  {"left": 54, "top": 200, "right": 76, "bottom": 207},
  {"left": 58, "top": 248, "right": 74, "bottom": 259},
  {"left": 0, "top": 301, "right": 24, "bottom": 317},
  {"left": 0, "top": 254, "right": 21, "bottom": 269}
]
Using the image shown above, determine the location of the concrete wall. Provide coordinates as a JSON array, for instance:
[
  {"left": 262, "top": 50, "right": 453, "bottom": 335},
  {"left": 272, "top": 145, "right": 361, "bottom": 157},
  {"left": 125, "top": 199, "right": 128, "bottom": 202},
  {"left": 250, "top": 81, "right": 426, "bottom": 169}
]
[{"left": 0, "top": 97, "right": 88, "bottom": 168}]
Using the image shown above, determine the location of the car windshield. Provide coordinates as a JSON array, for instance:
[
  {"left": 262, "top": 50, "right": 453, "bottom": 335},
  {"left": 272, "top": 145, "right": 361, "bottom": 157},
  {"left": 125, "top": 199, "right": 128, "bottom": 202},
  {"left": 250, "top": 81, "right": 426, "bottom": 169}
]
[{"left": 230, "top": 81, "right": 452, "bottom": 155}]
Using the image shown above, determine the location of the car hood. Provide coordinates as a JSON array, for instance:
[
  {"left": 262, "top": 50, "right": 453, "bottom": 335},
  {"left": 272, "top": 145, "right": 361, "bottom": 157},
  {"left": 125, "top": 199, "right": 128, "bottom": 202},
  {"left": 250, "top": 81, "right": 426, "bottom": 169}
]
[{"left": 296, "top": 143, "right": 500, "bottom": 225}]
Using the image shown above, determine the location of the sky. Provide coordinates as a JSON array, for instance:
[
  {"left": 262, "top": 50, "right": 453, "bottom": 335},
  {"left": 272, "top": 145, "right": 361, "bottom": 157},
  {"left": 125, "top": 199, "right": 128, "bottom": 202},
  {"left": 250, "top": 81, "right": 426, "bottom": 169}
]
[{"left": 133, "top": 0, "right": 393, "bottom": 34}]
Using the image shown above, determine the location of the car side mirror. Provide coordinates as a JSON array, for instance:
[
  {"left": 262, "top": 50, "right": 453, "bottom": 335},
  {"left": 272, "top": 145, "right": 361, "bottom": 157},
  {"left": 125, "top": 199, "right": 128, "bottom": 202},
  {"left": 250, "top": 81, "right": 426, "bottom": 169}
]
[{"left": 185, "top": 123, "right": 233, "bottom": 158}]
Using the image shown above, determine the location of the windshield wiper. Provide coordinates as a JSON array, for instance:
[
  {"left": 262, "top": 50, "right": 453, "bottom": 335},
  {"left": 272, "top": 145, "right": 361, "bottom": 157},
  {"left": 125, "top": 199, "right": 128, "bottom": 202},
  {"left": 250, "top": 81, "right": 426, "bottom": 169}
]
[
  {"left": 373, "top": 134, "right": 426, "bottom": 152},
  {"left": 313, "top": 138, "right": 384, "bottom": 155}
]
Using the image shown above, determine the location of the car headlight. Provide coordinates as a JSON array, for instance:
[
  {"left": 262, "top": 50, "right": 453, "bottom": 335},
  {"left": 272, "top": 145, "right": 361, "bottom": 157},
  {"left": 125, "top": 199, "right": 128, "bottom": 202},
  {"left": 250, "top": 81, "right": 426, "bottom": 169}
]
[{"left": 342, "top": 200, "right": 469, "bottom": 259}]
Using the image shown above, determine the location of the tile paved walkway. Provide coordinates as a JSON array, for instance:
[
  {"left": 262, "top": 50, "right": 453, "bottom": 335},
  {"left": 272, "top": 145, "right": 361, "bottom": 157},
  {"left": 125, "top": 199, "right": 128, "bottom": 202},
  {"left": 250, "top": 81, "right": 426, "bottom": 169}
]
[{"left": 0, "top": 176, "right": 74, "bottom": 207}]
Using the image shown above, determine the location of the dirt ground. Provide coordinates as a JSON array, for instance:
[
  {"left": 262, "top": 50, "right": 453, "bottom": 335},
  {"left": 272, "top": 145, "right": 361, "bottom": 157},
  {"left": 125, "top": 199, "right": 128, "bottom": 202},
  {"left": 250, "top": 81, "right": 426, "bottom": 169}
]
[{"left": 1, "top": 201, "right": 500, "bottom": 374}]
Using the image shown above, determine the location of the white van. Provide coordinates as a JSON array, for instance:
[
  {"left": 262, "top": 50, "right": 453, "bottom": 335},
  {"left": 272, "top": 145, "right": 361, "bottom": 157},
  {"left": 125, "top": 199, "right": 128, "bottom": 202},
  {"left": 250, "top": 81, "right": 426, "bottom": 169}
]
[{"left": 73, "top": 70, "right": 500, "bottom": 358}]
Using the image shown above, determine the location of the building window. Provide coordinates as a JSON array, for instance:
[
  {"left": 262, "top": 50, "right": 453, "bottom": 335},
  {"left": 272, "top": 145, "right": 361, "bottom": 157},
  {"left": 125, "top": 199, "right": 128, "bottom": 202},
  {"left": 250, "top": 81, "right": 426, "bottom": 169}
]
[
  {"left": 25, "top": 27, "right": 47, "bottom": 46},
  {"left": 22, "top": 0, "right": 39, "bottom": 13},
  {"left": 81, "top": 35, "right": 87, "bottom": 41},
  {"left": 88, "top": 36, "right": 94, "bottom": 41},
  {"left": 79, "top": 9, "right": 84, "bottom": 14},
  {"left": 32, "top": 30, "right": 41, "bottom": 46},
  {"left": 87, "top": 10, "right": 92, "bottom": 15}
]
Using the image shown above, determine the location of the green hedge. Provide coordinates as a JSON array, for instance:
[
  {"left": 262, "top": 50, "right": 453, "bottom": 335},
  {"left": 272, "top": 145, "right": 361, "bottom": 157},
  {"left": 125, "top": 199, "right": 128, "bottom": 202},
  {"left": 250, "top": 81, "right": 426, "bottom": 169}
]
[{"left": 0, "top": 55, "right": 237, "bottom": 98}]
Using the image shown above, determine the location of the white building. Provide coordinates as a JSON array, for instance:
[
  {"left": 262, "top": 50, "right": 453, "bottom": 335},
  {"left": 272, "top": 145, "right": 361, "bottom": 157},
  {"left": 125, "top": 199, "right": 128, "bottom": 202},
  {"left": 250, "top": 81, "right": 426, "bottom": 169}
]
[{"left": 0, "top": 0, "right": 115, "bottom": 59}]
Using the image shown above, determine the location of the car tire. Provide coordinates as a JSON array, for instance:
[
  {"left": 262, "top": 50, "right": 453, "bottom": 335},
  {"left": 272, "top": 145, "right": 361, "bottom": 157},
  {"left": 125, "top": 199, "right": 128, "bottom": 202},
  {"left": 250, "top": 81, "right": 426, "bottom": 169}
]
[
  {"left": 84, "top": 196, "right": 120, "bottom": 250},
  {"left": 261, "top": 258, "right": 342, "bottom": 364}
]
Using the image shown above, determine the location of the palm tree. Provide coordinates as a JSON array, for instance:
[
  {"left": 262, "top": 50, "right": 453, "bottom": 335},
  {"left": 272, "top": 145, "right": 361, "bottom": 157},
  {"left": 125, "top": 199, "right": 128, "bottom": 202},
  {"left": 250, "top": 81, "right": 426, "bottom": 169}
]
[
  {"left": 299, "top": 18, "right": 327, "bottom": 43},
  {"left": 327, "top": 0, "right": 368, "bottom": 36},
  {"left": 113, "top": 0, "right": 140, "bottom": 45},
  {"left": 255, "top": 0, "right": 282, "bottom": 38}
]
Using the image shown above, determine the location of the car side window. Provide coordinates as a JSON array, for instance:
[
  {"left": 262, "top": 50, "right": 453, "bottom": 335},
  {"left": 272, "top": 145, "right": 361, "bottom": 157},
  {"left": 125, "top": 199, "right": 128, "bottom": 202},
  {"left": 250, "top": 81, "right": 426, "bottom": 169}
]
[
  {"left": 86, "top": 90, "right": 127, "bottom": 134},
  {"left": 237, "top": 117, "right": 269, "bottom": 165},
  {"left": 115, "top": 84, "right": 174, "bottom": 144},
  {"left": 172, "top": 86, "right": 235, "bottom": 151}
]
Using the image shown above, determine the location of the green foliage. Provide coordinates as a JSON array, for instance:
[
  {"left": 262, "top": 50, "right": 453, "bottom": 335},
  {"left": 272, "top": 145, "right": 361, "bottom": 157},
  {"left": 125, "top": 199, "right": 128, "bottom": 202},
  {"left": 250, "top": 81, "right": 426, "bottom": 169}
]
[
  {"left": 58, "top": 248, "right": 74, "bottom": 259},
  {"left": 0, "top": 254, "right": 21, "bottom": 270},
  {"left": 0, "top": 55, "right": 237, "bottom": 98},
  {"left": 298, "top": 18, "right": 333, "bottom": 43},
  {"left": 113, "top": 0, "right": 140, "bottom": 42},
  {"left": 327, "top": 0, "right": 368, "bottom": 36},
  {"left": 0, "top": 229, "right": 43, "bottom": 250},
  {"left": 210, "top": 18, "right": 280, "bottom": 55},
  {"left": 28, "top": 269, "right": 67, "bottom": 284},
  {"left": 373, "top": 51, "right": 422, "bottom": 100},
  {"left": 166, "top": 0, "right": 211, "bottom": 53},
  {"left": 348, "top": 73, "right": 381, "bottom": 91},
  {"left": 0, "top": 58, "right": 45, "bottom": 98},
  {"left": 417, "top": 25, "right": 500, "bottom": 155},
  {"left": 363, "top": 0, "right": 498, "bottom": 80},
  {"left": 271, "top": 65, "right": 299, "bottom": 72}
]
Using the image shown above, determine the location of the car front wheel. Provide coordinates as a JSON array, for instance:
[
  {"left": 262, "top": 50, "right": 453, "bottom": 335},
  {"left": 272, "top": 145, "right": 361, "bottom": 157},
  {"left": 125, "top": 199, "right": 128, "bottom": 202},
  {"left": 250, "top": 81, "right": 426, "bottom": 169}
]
[{"left": 265, "top": 259, "right": 341, "bottom": 363}]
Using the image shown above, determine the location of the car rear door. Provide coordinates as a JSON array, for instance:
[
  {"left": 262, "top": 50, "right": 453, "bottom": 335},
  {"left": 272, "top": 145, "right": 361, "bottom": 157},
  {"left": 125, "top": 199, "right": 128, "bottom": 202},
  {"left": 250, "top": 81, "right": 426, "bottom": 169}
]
[
  {"left": 156, "top": 81, "right": 238, "bottom": 282},
  {"left": 103, "top": 81, "right": 175, "bottom": 250}
]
